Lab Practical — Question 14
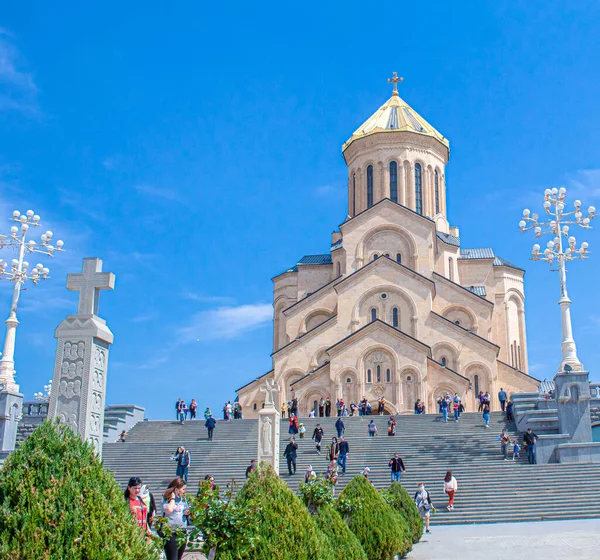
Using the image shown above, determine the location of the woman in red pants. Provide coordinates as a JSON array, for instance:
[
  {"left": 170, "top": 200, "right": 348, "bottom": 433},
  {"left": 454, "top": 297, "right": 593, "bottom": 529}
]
[{"left": 444, "top": 471, "right": 458, "bottom": 511}]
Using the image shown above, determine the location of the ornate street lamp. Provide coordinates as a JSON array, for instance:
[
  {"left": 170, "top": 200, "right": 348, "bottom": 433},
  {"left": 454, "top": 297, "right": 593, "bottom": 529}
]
[
  {"left": 0, "top": 210, "right": 65, "bottom": 392},
  {"left": 519, "top": 187, "right": 595, "bottom": 371},
  {"left": 34, "top": 380, "right": 52, "bottom": 402}
]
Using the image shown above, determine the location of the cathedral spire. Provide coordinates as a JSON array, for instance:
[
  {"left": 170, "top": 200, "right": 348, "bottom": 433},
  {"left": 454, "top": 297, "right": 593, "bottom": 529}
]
[{"left": 387, "top": 72, "right": 403, "bottom": 96}]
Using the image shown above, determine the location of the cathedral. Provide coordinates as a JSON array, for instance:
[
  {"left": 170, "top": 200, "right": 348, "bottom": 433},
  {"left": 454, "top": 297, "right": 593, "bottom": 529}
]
[{"left": 237, "top": 76, "right": 539, "bottom": 417}]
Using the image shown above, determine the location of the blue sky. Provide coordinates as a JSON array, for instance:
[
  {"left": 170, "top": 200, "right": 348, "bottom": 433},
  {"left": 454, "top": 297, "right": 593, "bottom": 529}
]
[{"left": 1, "top": 1, "right": 599, "bottom": 419}]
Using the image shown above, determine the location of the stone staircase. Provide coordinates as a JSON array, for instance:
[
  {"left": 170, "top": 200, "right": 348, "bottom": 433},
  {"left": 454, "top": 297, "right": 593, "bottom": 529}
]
[{"left": 102, "top": 412, "right": 600, "bottom": 525}]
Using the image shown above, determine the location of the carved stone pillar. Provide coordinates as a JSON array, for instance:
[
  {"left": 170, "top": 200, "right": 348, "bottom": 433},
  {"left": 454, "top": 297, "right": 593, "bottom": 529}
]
[
  {"left": 257, "top": 404, "right": 280, "bottom": 473},
  {"left": 48, "top": 258, "right": 115, "bottom": 458}
]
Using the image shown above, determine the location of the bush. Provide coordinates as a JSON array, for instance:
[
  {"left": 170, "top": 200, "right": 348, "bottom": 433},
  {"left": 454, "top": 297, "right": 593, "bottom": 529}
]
[
  {"left": 336, "top": 476, "right": 410, "bottom": 560},
  {"left": 314, "top": 503, "right": 367, "bottom": 560},
  {"left": 0, "top": 421, "right": 156, "bottom": 560},
  {"left": 228, "top": 463, "right": 333, "bottom": 560},
  {"left": 383, "top": 482, "right": 423, "bottom": 544}
]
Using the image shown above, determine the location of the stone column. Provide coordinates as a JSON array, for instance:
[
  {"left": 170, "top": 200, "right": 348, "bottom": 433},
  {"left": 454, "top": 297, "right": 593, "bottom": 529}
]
[
  {"left": 48, "top": 258, "right": 115, "bottom": 457},
  {"left": 554, "top": 368, "right": 593, "bottom": 443},
  {"left": 0, "top": 387, "right": 22, "bottom": 455},
  {"left": 257, "top": 379, "right": 281, "bottom": 473}
]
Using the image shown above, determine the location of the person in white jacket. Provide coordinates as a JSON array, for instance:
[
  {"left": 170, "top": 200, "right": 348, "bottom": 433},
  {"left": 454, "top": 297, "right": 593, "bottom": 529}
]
[{"left": 444, "top": 471, "right": 458, "bottom": 511}]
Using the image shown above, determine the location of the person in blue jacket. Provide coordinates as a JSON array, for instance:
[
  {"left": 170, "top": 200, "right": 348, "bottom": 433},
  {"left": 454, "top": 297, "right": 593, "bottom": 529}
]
[{"left": 205, "top": 414, "right": 216, "bottom": 441}]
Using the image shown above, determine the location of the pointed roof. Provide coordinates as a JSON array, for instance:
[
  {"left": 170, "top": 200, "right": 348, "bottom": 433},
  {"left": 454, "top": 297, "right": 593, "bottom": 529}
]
[{"left": 343, "top": 93, "right": 449, "bottom": 152}]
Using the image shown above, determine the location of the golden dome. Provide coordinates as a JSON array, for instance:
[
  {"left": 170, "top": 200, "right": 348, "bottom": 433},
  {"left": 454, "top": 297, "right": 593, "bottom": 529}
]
[{"left": 343, "top": 92, "right": 449, "bottom": 152}]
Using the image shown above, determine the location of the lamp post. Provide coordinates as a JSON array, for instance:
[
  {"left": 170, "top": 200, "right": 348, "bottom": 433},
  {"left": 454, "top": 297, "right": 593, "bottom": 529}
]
[
  {"left": 0, "top": 210, "right": 65, "bottom": 392},
  {"left": 33, "top": 380, "right": 52, "bottom": 402},
  {"left": 519, "top": 187, "right": 595, "bottom": 371}
]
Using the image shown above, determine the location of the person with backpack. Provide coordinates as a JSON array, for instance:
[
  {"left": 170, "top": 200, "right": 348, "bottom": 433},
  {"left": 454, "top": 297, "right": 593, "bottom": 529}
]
[
  {"left": 368, "top": 419, "right": 377, "bottom": 437},
  {"left": 245, "top": 459, "right": 256, "bottom": 478},
  {"left": 177, "top": 399, "right": 186, "bottom": 424},
  {"left": 388, "top": 452, "right": 405, "bottom": 482},
  {"left": 335, "top": 416, "right": 345, "bottom": 438},
  {"left": 312, "top": 423, "right": 324, "bottom": 454},
  {"left": 124, "top": 477, "right": 151, "bottom": 537},
  {"left": 414, "top": 483, "right": 434, "bottom": 534},
  {"left": 205, "top": 414, "right": 216, "bottom": 441},
  {"left": 173, "top": 446, "right": 191, "bottom": 483}
]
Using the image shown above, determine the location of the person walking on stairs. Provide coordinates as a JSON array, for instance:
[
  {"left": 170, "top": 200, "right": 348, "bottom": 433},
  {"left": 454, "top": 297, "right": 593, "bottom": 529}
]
[
  {"left": 388, "top": 452, "right": 405, "bottom": 482},
  {"left": 245, "top": 459, "right": 256, "bottom": 478},
  {"left": 205, "top": 414, "right": 216, "bottom": 441},
  {"left": 387, "top": 415, "right": 396, "bottom": 436},
  {"left": 328, "top": 437, "right": 340, "bottom": 462},
  {"left": 172, "top": 446, "right": 191, "bottom": 483},
  {"left": 161, "top": 477, "right": 189, "bottom": 560},
  {"left": 335, "top": 416, "right": 345, "bottom": 438},
  {"left": 512, "top": 439, "right": 520, "bottom": 461},
  {"left": 312, "top": 423, "right": 324, "bottom": 454},
  {"left": 440, "top": 396, "right": 449, "bottom": 423},
  {"left": 500, "top": 430, "right": 511, "bottom": 461},
  {"left": 318, "top": 398, "right": 325, "bottom": 417},
  {"left": 524, "top": 428, "right": 538, "bottom": 464},
  {"left": 506, "top": 400, "right": 514, "bottom": 422},
  {"left": 283, "top": 437, "right": 298, "bottom": 476},
  {"left": 414, "top": 483, "right": 434, "bottom": 534},
  {"left": 498, "top": 387, "right": 508, "bottom": 411},
  {"left": 338, "top": 436, "right": 349, "bottom": 474},
  {"left": 482, "top": 402, "right": 490, "bottom": 428},
  {"left": 189, "top": 399, "right": 197, "bottom": 419},
  {"left": 443, "top": 471, "right": 458, "bottom": 511},
  {"left": 368, "top": 419, "right": 377, "bottom": 437}
]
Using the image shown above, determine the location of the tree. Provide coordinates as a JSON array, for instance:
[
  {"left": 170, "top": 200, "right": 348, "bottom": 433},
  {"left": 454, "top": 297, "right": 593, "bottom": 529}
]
[
  {"left": 382, "top": 482, "right": 423, "bottom": 544},
  {"left": 0, "top": 421, "right": 157, "bottom": 560},
  {"left": 184, "top": 479, "right": 258, "bottom": 560},
  {"left": 336, "top": 475, "right": 411, "bottom": 560},
  {"left": 300, "top": 477, "right": 366, "bottom": 560},
  {"left": 228, "top": 463, "right": 334, "bottom": 560}
]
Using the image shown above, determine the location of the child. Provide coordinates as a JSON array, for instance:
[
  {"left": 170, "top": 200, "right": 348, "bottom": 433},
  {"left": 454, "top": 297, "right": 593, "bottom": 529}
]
[
  {"left": 512, "top": 440, "right": 520, "bottom": 461},
  {"left": 298, "top": 423, "right": 306, "bottom": 438}
]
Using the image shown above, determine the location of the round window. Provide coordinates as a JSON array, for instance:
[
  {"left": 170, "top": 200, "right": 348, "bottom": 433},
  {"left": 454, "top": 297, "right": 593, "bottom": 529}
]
[{"left": 381, "top": 293, "right": 387, "bottom": 299}]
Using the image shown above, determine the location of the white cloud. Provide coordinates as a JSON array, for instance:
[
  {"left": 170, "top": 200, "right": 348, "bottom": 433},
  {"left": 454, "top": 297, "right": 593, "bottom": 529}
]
[
  {"left": 131, "top": 312, "right": 157, "bottom": 323},
  {"left": 137, "top": 355, "right": 169, "bottom": 371},
  {"left": 178, "top": 303, "right": 272, "bottom": 342},
  {"left": 566, "top": 169, "right": 600, "bottom": 199},
  {"left": 314, "top": 183, "right": 344, "bottom": 198},
  {"left": 0, "top": 28, "right": 39, "bottom": 115},
  {"left": 134, "top": 184, "right": 183, "bottom": 203},
  {"left": 182, "top": 292, "right": 236, "bottom": 305}
]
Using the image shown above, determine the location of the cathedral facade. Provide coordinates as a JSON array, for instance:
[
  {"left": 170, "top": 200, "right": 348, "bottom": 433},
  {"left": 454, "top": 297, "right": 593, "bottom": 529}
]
[{"left": 237, "top": 81, "right": 539, "bottom": 418}]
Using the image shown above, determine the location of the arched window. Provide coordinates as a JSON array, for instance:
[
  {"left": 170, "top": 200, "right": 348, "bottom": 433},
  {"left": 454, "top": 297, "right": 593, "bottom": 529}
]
[
  {"left": 367, "top": 369, "right": 372, "bottom": 383},
  {"left": 474, "top": 374, "right": 479, "bottom": 395},
  {"left": 386, "top": 368, "right": 391, "bottom": 383},
  {"left": 434, "top": 170, "right": 440, "bottom": 214},
  {"left": 455, "top": 320, "right": 461, "bottom": 326},
  {"left": 441, "top": 356, "right": 447, "bottom": 367},
  {"left": 371, "top": 308, "right": 377, "bottom": 322},
  {"left": 448, "top": 257, "right": 454, "bottom": 282},
  {"left": 376, "top": 365, "right": 381, "bottom": 383},
  {"left": 389, "top": 161, "right": 398, "bottom": 202},
  {"left": 336, "top": 262, "right": 341, "bottom": 277},
  {"left": 392, "top": 307, "right": 399, "bottom": 328},
  {"left": 415, "top": 163, "right": 423, "bottom": 215},
  {"left": 367, "top": 165, "right": 374, "bottom": 208},
  {"left": 396, "top": 253, "right": 402, "bottom": 264},
  {"left": 253, "top": 403, "right": 257, "bottom": 410},
  {"left": 385, "top": 253, "right": 390, "bottom": 258},
  {"left": 373, "top": 253, "right": 379, "bottom": 261},
  {"left": 352, "top": 173, "right": 356, "bottom": 215}
]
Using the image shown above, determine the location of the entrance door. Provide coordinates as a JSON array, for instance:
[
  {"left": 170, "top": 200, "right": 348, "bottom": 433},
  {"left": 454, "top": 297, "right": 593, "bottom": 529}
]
[{"left": 401, "top": 372, "right": 418, "bottom": 413}]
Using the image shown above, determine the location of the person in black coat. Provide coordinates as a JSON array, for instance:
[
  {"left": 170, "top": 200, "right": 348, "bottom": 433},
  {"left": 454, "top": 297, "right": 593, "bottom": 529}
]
[
  {"left": 283, "top": 438, "right": 298, "bottom": 475},
  {"left": 335, "top": 417, "right": 345, "bottom": 438},
  {"left": 204, "top": 414, "right": 216, "bottom": 441}
]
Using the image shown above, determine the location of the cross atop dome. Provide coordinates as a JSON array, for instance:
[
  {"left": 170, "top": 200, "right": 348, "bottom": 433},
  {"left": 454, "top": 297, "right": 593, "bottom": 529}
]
[{"left": 387, "top": 72, "right": 403, "bottom": 96}]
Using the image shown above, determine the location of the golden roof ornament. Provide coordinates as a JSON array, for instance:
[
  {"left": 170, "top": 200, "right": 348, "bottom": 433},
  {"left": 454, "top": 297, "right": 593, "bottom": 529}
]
[{"left": 387, "top": 72, "right": 403, "bottom": 96}]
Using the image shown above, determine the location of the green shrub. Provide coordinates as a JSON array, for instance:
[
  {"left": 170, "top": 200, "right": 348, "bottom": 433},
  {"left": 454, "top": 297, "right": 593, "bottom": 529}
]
[
  {"left": 383, "top": 482, "right": 423, "bottom": 544},
  {"left": 228, "top": 463, "right": 333, "bottom": 560},
  {"left": 0, "top": 421, "right": 156, "bottom": 560},
  {"left": 336, "top": 475, "right": 410, "bottom": 560},
  {"left": 314, "top": 503, "right": 367, "bottom": 560}
]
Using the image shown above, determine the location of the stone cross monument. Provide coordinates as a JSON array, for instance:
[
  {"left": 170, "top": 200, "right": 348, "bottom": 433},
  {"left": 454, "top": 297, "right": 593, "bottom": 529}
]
[
  {"left": 257, "top": 378, "right": 281, "bottom": 473},
  {"left": 48, "top": 258, "right": 115, "bottom": 457}
]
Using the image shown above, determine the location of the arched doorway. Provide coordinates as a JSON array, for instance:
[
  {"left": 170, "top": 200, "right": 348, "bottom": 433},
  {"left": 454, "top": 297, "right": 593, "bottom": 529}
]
[
  {"left": 401, "top": 370, "right": 419, "bottom": 413},
  {"left": 341, "top": 371, "right": 359, "bottom": 406}
]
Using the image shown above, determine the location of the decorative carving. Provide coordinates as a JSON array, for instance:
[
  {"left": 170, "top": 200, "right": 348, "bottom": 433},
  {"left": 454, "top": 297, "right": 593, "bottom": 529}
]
[
  {"left": 260, "top": 378, "right": 280, "bottom": 407},
  {"left": 59, "top": 410, "right": 78, "bottom": 432},
  {"left": 373, "top": 384, "right": 386, "bottom": 397},
  {"left": 260, "top": 416, "right": 273, "bottom": 456},
  {"left": 59, "top": 379, "right": 81, "bottom": 399},
  {"left": 91, "top": 391, "right": 102, "bottom": 413},
  {"left": 89, "top": 413, "right": 101, "bottom": 435}
]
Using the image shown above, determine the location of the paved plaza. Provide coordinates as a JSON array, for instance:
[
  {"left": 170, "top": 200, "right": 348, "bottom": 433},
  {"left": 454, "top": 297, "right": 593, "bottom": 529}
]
[{"left": 407, "top": 519, "right": 600, "bottom": 560}]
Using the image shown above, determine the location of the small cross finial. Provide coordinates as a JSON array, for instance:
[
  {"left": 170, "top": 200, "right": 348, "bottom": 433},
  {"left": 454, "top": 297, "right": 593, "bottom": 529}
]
[
  {"left": 66, "top": 258, "right": 115, "bottom": 316},
  {"left": 388, "top": 72, "right": 403, "bottom": 96}
]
